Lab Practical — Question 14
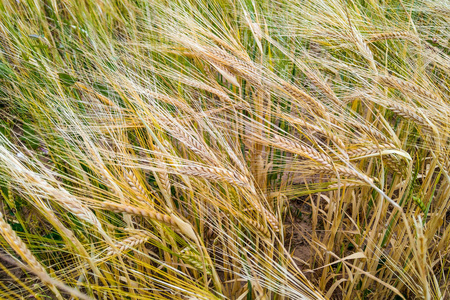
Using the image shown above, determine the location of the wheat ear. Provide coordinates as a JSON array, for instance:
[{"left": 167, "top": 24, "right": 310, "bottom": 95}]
[
  {"left": 257, "top": 205, "right": 279, "bottom": 232},
  {"left": 202, "top": 46, "right": 261, "bottom": 81},
  {"left": 174, "top": 165, "right": 279, "bottom": 230},
  {"left": 141, "top": 89, "right": 193, "bottom": 112},
  {"left": 367, "top": 32, "right": 419, "bottom": 43},
  {"left": 270, "top": 135, "right": 375, "bottom": 184},
  {"left": 413, "top": 217, "right": 431, "bottom": 300},
  {"left": 240, "top": 201, "right": 280, "bottom": 232},
  {"left": 0, "top": 212, "right": 63, "bottom": 299},
  {"left": 28, "top": 172, "right": 102, "bottom": 229},
  {"left": 378, "top": 75, "right": 441, "bottom": 102},
  {"left": 165, "top": 124, "right": 212, "bottom": 159},
  {"left": 102, "top": 202, "right": 175, "bottom": 225},
  {"left": 346, "top": 144, "right": 406, "bottom": 175},
  {"left": 240, "top": 214, "right": 271, "bottom": 237},
  {"left": 303, "top": 69, "right": 341, "bottom": 105},
  {"left": 386, "top": 102, "right": 431, "bottom": 129},
  {"left": 283, "top": 115, "right": 347, "bottom": 153},
  {"left": 3, "top": 149, "right": 103, "bottom": 230},
  {"left": 106, "top": 231, "right": 151, "bottom": 257},
  {"left": 101, "top": 202, "right": 197, "bottom": 240},
  {"left": 181, "top": 247, "right": 211, "bottom": 275},
  {"left": 125, "top": 170, "right": 153, "bottom": 205},
  {"left": 382, "top": 156, "right": 406, "bottom": 176},
  {"left": 328, "top": 181, "right": 369, "bottom": 189},
  {"left": 176, "top": 165, "right": 251, "bottom": 188},
  {"left": 271, "top": 134, "right": 332, "bottom": 166},
  {"left": 280, "top": 81, "right": 329, "bottom": 118},
  {"left": 351, "top": 27, "right": 377, "bottom": 72},
  {"left": 202, "top": 32, "right": 251, "bottom": 62},
  {"left": 349, "top": 121, "right": 394, "bottom": 145},
  {"left": 74, "top": 82, "right": 117, "bottom": 107},
  {"left": 210, "top": 61, "right": 240, "bottom": 87},
  {"left": 177, "top": 76, "right": 233, "bottom": 103},
  {"left": 309, "top": 165, "right": 374, "bottom": 184},
  {"left": 156, "top": 164, "right": 172, "bottom": 198},
  {"left": 333, "top": 165, "right": 375, "bottom": 183},
  {"left": 346, "top": 143, "right": 397, "bottom": 158}
]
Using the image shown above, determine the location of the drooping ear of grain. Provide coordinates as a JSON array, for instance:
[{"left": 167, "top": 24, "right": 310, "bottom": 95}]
[
  {"left": 106, "top": 231, "right": 151, "bottom": 257},
  {"left": 102, "top": 202, "right": 175, "bottom": 225},
  {"left": 0, "top": 212, "right": 64, "bottom": 300}
]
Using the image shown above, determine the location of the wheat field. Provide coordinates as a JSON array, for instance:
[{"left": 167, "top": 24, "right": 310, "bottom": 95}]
[{"left": 0, "top": 0, "right": 450, "bottom": 299}]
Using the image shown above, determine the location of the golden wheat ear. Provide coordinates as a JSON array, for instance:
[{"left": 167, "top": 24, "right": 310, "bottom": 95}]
[{"left": 0, "top": 212, "right": 64, "bottom": 299}]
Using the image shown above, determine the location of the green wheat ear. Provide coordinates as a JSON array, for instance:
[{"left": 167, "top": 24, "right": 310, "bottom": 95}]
[
  {"left": 412, "top": 196, "right": 426, "bottom": 213},
  {"left": 181, "top": 246, "right": 212, "bottom": 275}
]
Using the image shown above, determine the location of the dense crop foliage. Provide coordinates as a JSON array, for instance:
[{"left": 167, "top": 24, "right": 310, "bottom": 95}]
[{"left": 0, "top": 0, "right": 450, "bottom": 299}]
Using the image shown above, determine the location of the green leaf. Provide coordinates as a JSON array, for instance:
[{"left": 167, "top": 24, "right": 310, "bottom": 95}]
[{"left": 58, "top": 72, "right": 77, "bottom": 86}]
